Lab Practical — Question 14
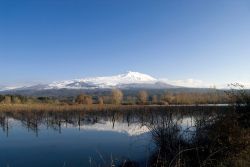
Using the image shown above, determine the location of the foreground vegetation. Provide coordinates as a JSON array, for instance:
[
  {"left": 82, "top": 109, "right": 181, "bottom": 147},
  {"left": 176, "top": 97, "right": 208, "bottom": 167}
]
[
  {"left": 0, "top": 104, "right": 248, "bottom": 167},
  {"left": 0, "top": 84, "right": 249, "bottom": 167},
  {"left": 148, "top": 84, "right": 250, "bottom": 167},
  {"left": 0, "top": 88, "right": 231, "bottom": 107},
  {"left": 0, "top": 88, "right": 230, "bottom": 113}
]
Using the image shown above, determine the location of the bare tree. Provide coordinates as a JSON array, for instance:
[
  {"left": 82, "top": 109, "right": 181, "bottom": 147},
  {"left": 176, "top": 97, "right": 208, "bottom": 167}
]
[
  {"left": 152, "top": 95, "right": 158, "bottom": 104},
  {"left": 98, "top": 96, "right": 104, "bottom": 105},
  {"left": 84, "top": 96, "right": 93, "bottom": 105},
  {"left": 75, "top": 94, "right": 92, "bottom": 105},
  {"left": 1, "top": 96, "right": 12, "bottom": 104},
  {"left": 111, "top": 89, "right": 123, "bottom": 104},
  {"left": 12, "top": 97, "right": 21, "bottom": 104},
  {"left": 138, "top": 90, "right": 148, "bottom": 104},
  {"left": 75, "top": 94, "right": 85, "bottom": 104}
]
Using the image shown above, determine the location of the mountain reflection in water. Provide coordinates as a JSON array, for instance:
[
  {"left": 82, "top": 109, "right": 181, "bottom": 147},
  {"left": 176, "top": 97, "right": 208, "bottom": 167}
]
[{"left": 0, "top": 107, "right": 226, "bottom": 167}]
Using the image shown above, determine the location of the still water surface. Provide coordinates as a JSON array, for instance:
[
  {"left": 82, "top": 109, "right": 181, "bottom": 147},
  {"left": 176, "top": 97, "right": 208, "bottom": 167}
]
[{"left": 0, "top": 108, "right": 213, "bottom": 167}]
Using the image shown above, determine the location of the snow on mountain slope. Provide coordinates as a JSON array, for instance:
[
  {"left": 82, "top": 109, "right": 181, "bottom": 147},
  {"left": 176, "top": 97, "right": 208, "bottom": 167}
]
[
  {"left": 0, "top": 86, "right": 23, "bottom": 91},
  {"left": 1, "top": 71, "right": 177, "bottom": 91},
  {"left": 47, "top": 71, "right": 158, "bottom": 89}
]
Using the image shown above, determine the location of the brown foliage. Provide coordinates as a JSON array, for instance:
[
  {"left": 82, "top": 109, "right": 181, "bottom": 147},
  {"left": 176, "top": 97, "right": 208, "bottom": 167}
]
[
  {"left": 138, "top": 90, "right": 148, "bottom": 104},
  {"left": 152, "top": 95, "right": 158, "bottom": 104},
  {"left": 111, "top": 89, "right": 123, "bottom": 104},
  {"left": 75, "top": 94, "right": 93, "bottom": 105},
  {"left": 160, "top": 91, "right": 227, "bottom": 105},
  {"left": 98, "top": 97, "right": 104, "bottom": 105}
]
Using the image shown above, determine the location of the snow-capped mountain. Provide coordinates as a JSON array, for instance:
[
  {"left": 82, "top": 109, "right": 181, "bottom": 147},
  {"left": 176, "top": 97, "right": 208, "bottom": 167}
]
[
  {"left": 48, "top": 71, "right": 158, "bottom": 89},
  {"left": 2, "top": 71, "right": 176, "bottom": 91},
  {"left": 0, "top": 85, "right": 23, "bottom": 91}
]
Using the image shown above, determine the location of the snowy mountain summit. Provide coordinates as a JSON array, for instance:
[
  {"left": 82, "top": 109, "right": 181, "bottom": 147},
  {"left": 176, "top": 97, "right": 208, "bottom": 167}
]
[
  {"left": 48, "top": 71, "right": 159, "bottom": 89},
  {"left": 2, "top": 71, "right": 176, "bottom": 91}
]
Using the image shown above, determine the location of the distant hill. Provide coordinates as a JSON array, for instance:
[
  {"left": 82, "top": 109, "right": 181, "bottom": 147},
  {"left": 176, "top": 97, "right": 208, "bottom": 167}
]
[
  {"left": 0, "top": 71, "right": 227, "bottom": 97},
  {"left": 1, "top": 87, "right": 227, "bottom": 98}
]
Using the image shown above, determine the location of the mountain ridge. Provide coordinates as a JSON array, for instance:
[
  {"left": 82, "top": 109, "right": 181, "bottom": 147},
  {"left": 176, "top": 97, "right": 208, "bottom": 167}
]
[{"left": 2, "top": 71, "right": 177, "bottom": 91}]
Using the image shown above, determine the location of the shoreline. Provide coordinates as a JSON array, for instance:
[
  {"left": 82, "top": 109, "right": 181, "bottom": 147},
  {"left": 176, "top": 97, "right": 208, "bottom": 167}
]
[{"left": 0, "top": 103, "right": 230, "bottom": 112}]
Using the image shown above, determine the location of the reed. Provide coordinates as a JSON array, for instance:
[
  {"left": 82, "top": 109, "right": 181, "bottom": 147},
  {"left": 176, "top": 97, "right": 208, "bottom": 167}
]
[{"left": 0, "top": 103, "right": 171, "bottom": 113}]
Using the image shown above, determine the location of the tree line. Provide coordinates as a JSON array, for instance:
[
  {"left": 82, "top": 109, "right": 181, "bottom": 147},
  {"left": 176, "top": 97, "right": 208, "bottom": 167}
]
[{"left": 0, "top": 89, "right": 230, "bottom": 105}]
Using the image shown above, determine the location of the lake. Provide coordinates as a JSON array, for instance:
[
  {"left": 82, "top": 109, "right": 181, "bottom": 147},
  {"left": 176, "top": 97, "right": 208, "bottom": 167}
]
[{"left": 0, "top": 106, "right": 230, "bottom": 167}]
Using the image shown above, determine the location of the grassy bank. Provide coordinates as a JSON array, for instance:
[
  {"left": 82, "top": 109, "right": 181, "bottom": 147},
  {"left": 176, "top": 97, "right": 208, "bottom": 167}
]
[
  {"left": 0, "top": 103, "right": 171, "bottom": 112},
  {"left": 0, "top": 103, "right": 231, "bottom": 113}
]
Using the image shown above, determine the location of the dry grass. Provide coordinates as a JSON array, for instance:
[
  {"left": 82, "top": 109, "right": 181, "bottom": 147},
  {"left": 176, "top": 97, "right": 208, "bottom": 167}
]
[{"left": 0, "top": 103, "right": 167, "bottom": 113}]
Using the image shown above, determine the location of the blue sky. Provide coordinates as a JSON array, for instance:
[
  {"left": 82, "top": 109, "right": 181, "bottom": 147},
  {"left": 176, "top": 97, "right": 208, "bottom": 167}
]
[{"left": 1, "top": 0, "right": 250, "bottom": 87}]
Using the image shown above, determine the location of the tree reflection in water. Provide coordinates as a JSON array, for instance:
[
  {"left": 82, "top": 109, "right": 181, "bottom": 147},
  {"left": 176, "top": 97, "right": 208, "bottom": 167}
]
[{"left": 0, "top": 106, "right": 248, "bottom": 167}]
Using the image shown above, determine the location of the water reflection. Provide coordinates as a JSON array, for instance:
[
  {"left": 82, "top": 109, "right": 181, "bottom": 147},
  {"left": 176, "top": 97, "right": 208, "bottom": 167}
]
[
  {"left": 0, "top": 109, "right": 202, "bottom": 137},
  {"left": 0, "top": 106, "right": 228, "bottom": 167}
]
